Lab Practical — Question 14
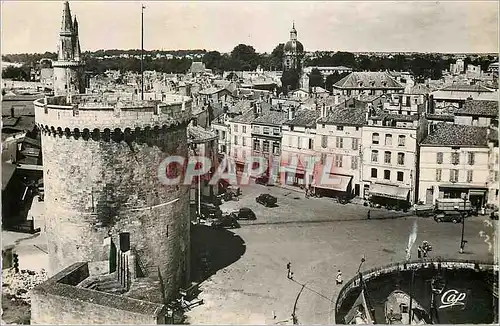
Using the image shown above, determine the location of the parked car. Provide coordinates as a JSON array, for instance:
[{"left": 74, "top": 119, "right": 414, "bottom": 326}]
[
  {"left": 201, "top": 195, "right": 222, "bottom": 206},
  {"left": 256, "top": 194, "right": 277, "bottom": 207},
  {"left": 434, "top": 211, "right": 464, "bottom": 223},
  {"left": 491, "top": 211, "right": 499, "bottom": 220},
  {"left": 200, "top": 203, "right": 223, "bottom": 219},
  {"left": 255, "top": 176, "right": 269, "bottom": 185},
  {"left": 230, "top": 207, "right": 256, "bottom": 220},
  {"left": 212, "top": 215, "right": 240, "bottom": 229}
]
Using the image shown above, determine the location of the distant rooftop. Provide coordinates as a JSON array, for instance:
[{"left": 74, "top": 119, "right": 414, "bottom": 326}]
[
  {"left": 455, "top": 100, "right": 498, "bottom": 117},
  {"left": 439, "top": 84, "right": 494, "bottom": 93},
  {"left": 422, "top": 123, "right": 491, "bottom": 147},
  {"left": 333, "top": 72, "right": 404, "bottom": 89}
]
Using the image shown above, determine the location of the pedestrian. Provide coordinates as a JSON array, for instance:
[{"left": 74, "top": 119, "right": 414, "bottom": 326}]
[
  {"left": 336, "top": 270, "right": 343, "bottom": 285},
  {"left": 287, "top": 262, "right": 292, "bottom": 279},
  {"left": 417, "top": 246, "right": 422, "bottom": 259},
  {"left": 367, "top": 210, "right": 371, "bottom": 220}
]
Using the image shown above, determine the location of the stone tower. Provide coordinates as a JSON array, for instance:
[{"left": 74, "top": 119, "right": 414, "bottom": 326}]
[
  {"left": 35, "top": 1, "right": 192, "bottom": 302},
  {"left": 53, "top": 1, "right": 85, "bottom": 96},
  {"left": 283, "top": 22, "right": 305, "bottom": 72}
]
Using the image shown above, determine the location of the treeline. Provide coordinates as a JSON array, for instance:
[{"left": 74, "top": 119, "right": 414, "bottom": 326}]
[{"left": 85, "top": 56, "right": 192, "bottom": 74}]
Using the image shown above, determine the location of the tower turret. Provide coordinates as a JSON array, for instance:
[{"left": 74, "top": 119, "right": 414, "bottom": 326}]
[{"left": 53, "top": 1, "right": 85, "bottom": 97}]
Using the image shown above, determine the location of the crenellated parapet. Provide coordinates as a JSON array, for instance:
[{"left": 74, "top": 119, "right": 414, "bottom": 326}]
[{"left": 34, "top": 94, "right": 193, "bottom": 140}]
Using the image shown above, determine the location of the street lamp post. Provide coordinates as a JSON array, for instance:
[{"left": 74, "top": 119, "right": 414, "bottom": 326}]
[{"left": 459, "top": 193, "right": 467, "bottom": 254}]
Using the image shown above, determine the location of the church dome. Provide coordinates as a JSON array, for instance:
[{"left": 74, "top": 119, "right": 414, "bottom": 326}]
[{"left": 284, "top": 40, "right": 304, "bottom": 53}]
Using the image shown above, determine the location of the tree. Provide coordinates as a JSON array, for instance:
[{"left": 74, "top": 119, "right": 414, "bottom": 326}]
[
  {"left": 325, "top": 72, "right": 349, "bottom": 91},
  {"left": 231, "top": 44, "right": 260, "bottom": 71},
  {"left": 270, "top": 43, "right": 285, "bottom": 71},
  {"left": 331, "top": 51, "right": 356, "bottom": 68},
  {"left": 281, "top": 69, "right": 300, "bottom": 93},
  {"left": 203, "top": 51, "right": 222, "bottom": 71},
  {"left": 308, "top": 68, "right": 324, "bottom": 88}
]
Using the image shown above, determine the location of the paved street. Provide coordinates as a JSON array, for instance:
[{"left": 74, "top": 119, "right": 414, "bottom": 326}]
[{"left": 186, "top": 183, "right": 496, "bottom": 324}]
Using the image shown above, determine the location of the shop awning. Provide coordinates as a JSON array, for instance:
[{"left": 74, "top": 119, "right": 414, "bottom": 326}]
[
  {"left": 313, "top": 174, "right": 352, "bottom": 192},
  {"left": 469, "top": 189, "right": 487, "bottom": 196},
  {"left": 370, "top": 183, "right": 410, "bottom": 201}
]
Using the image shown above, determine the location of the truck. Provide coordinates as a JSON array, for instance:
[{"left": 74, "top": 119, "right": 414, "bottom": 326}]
[{"left": 435, "top": 198, "right": 472, "bottom": 212}]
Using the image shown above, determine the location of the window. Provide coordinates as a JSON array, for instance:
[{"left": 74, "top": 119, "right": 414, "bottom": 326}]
[
  {"left": 336, "top": 137, "right": 343, "bottom": 148},
  {"left": 337, "top": 126, "right": 344, "bottom": 131},
  {"left": 234, "top": 136, "right": 238, "bottom": 145},
  {"left": 384, "top": 151, "right": 391, "bottom": 164},
  {"left": 352, "top": 138, "right": 359, "bottom": 150},
  {"left": 372, "top": 133, "right": 380, "bottom": 144},
  {"left": 321, "top": 135, "right": 328, "bottom": 148},
  {"left": 398, "top": 135, "right": 406, "bottom": 147},
  {"left": 234, "top": 124, "right": 238, "bottom": 132},
  {"left": 263, "top": 140, "right": 270, "bottom": 152},
  {"left": 334, "top": 155, "right": 343, "bottom": 168},
  {"left": 253, "top": 125, "right": 260, "bottom": 133},
  {"left": 273, "top": 128, "right": 280, "bottom": 136},
  {"left": 371, "top": 150, "right": 379, "bottom": 162},
  {"left": 397, "top": 153, "right": 405, "bottom": 165},
  {"left": 308, "top": 139, "right": 314, "bottom": 150},
  {"left": 436, "top": 152, "right": 443, "bottom": 164},
  {"left": 496, "top": 153, "right": 499, "bottom": 164},
  {"left": 242, "top": 126, "right": 247, "bottom": 133},
  {"left": 384, "top": 170, "right": 391, "bottom": 180},
  {"left": 436, "top": 169, "right": 442, "bottom": 181},
  {"left": 495, "top": 171, "right": 498, "bottom": 182},
  {"left": 468, "top": 152, "right": 475, "bottom": 165},
  {"left": 297, "top": 137, "right": 302, "bottom": 149},
  {"left": 397, "top": 171, "right": 404, "bottom": 182},
  {"left": 351, "top": 156, "right": 358, "bottom": 170},
  {"left": 451, "top": 152, "right": 460, "bottom": 165},
  {"left": 371, "top": 168, "right": 377, "bottom": 178},
  {"left": 273, "top": 142, "right": 280, "bottom": 155},
  {"left": 263, "top": 127, "right": 270, "bottom": 135},
  {"left": 290, "top": 126, "right": 294, "bottom": 131},
  {"left": 242, "top": 137, "right": 246, "bottom": 146},
  {"left": 253, "top": 139, "right": 260, "bottom": 151},
  {"left": 450, "top": 169, "right": 459, "bottom": 182},
  {"left": 356, "top": 127, "right": 360, "bottom": 131},
  {"left": 385, "top": 134, "right": 392, "bottom": 146},
  {"left": 467, "top": 170, "right": 473, "bottom": 182}
]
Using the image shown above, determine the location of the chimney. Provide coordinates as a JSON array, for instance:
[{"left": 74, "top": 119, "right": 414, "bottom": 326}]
[
  {"left": 321, "top": 103, "right": 327, "bottom": 118},
  {"left": 288, "top": 106, "right": 295, "bottom": 120},
  {"left": 10, "top": 107, "right": 15, "bottom": 118}
]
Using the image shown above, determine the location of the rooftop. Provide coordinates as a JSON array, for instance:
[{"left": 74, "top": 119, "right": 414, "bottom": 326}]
[
  {"left": 439, "top": 84, "right": 494, "bottom": 93},
  {"left": 333, "top": 72, "right": 404, "bottom": 89},
  {"left": 188, "top": 125, "right": 218, "bottom": 143},
  {"left": 318, "top": 106, "right": 366, "bottom": 126},
  {"left": 285, "top": 109, "right": 319, "bottom": 127},
  {"left": 455, "top": 100, "right": 498, "bottom": 117},
  {"left": 421, "top": 123, "right": 490, "bottom": 147}
]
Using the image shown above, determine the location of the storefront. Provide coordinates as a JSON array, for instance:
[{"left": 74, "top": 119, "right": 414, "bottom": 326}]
[
  {"left": 438, "top": 185, "right": 488, "bottom": 209},
  {"left": 312, "top": 173, "right": 353, "bottom": 198},
  {"left": 368, "top": 182, "right": 411, "bottom": 210}
]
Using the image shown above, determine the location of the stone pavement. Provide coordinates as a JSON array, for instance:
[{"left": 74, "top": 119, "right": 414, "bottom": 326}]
[{"left": 185, "top": 183, "right": 497, "bottom": 325}]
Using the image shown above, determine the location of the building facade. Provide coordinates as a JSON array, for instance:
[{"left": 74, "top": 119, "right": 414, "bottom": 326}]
[
  {"left": 418, "top": 123, "right": 496, "bottom": 208},
  {"left": 332, "top": 72, "right": 405, "bottom": 97}
]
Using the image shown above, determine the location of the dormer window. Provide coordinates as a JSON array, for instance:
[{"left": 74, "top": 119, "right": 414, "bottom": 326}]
[
  {"left": 358, "top": 81, "right": 363, "bottom": 87},
  {"left": 370, "top": 81, "right": 375, "bottom": 87}
]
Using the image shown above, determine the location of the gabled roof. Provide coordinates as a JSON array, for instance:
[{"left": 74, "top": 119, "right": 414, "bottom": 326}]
[
  {"left": 333, "top": 72, "right": 404, "bottom": 89},
  {"left": 407, "top": 84, "right": 431, "bottom": 95},
  {"left": 285, "top": 109, "right": 319, "bottom": 127},
  {"left": 421, "top": 123, "right": 490, "bottom": 147},
  {"left": 455, "top": 100, "right": 498, "bottom": 117},
  {"left": 440, "top": 84, "right": 494, "bottom": 93},
  {"left": 199, "top": 87, "right": 227, "bottom": 95},
  {"left": 318, "top": 106, "right": 366, "bottom": 126}
]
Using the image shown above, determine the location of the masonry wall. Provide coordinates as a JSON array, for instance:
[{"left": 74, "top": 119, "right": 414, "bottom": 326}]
[{"left": 35, "top": 97, "right": 193, "bottom": 301}]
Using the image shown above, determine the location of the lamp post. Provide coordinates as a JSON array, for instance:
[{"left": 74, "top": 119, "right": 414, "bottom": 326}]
[
  {"left": 357, "top": 255, "right": 366, "bottom": 274},
  {"left": 141, "top": 4, "right": 145, "bottom": 100},
  {"left": 459, "top": 193, "right": 467, "bottom": 254}
]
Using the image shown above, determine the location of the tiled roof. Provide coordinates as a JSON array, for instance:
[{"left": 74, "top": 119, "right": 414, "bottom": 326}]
[
  {"left": 426, "top": 114, "right": 455, "bottom": 121},
  {"left": 285, "top": 109, "right": 319, "bottom": 127},
  {"left": 232, "top": 107, "right": 258, "bottom": 124},
  {"left": 199, "top": 87, "right": 225, "bottom": 95},
  {"left": 187, "top": 125, "right": 217, "bottom": 143},
  {"left": 230, "top": 100, "right": 253, "bottom": 114},
  {"left": 372, "top": 113, "right": 419, "bottom": 122},
  {"left": 456, "top": 100, "right": 498, "bottom": 117},
  {"left": 333, "top": 72, "right": 404, "bottom": 89},
  {"left": 489, "top": 128, "right": 498, "bottom": 142},
  {"left": 252, "top": 102, "right": 288, "bottom": 126},
  {"left": 318, "top": 106, "right": 366, "bottom": 126},
  {"left": 440, "top": 84, "right": 494, "bottom": 92},
  {"left": 421, "top": 123, "right": 489, "bottom": 147},
  {"left": 407, "top": 84, "right": 431, "bottom": 95}
]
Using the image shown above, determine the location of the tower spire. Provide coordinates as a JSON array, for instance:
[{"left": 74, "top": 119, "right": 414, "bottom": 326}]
[
  {"left": 60, "top": 1, "right": 73, "bottom": 36},
  {"left": 73, "top": 16, "right": 81, "bottom": 61}
]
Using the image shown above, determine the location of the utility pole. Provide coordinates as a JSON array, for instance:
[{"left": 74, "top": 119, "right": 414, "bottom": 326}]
[
  {"left": 460, "top": 193, "right": 467, "bottom": 253},
  {"left": 141, "top": 4, "right": 145, "bottom": 100}
]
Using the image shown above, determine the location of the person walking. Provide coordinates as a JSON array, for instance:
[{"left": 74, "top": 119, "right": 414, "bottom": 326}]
[
  {"left": 287, "top": 262, "right": 292, "bottom": 279},
  {"left": 417, "top": 246, "right": 422, "bottom": 259},
  {"left": 367, "top": 210, "right": 371, "bottom": 220},
  {"left": 336, "top": 270, "right": 343, "bottom": 285}
]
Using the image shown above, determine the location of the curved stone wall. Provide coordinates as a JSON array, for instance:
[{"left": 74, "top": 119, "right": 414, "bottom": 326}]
[
  {"left": 335, "top": 259, "right": 497, "bottom": 324},
  {"left": 36, "top": 95, "right": 193, "bottom": 301}
]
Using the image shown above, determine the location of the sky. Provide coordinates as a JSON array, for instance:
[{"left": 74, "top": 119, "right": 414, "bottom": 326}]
[{"left": 1, "top": 1, "right": 498, "bottom": 54}]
